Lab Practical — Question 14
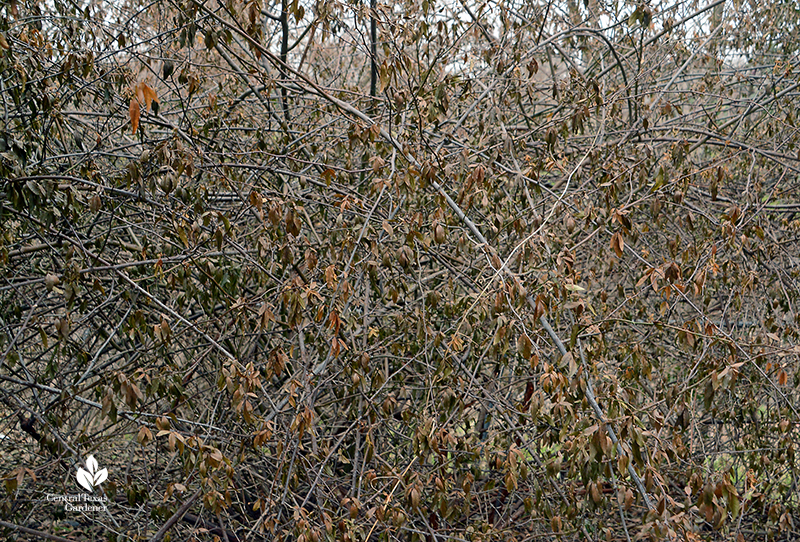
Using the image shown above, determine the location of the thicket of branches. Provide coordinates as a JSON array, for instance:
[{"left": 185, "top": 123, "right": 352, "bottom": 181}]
[{"left": 1, "top": 0, "right": 799, "bottom": 539}]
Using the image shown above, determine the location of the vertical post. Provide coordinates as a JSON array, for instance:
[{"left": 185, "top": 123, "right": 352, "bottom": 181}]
[
  {"left": 280, "top": 0, "right": 290, "bottom": 122},
  {"left": 369, "top": 0, "right": 378, "bottom": 104}
]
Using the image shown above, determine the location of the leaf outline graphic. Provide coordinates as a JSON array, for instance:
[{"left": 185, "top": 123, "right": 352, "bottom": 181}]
[
  {"left": 77, "top": 468, "right": 94, "bottom": 492},
  {"left": 94, "top": 468, "right": 108, "bottom": 486},
  {"left": 86, "top": 455, "right": 99, "bottom": 474},
  {"left": 76, "top": 455, "right": 106, "bottom": 491}
]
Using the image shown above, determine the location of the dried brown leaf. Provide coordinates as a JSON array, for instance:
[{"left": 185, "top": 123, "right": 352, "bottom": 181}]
[{"left": 129, "top": 97, "right": 140, "bottom": 134}]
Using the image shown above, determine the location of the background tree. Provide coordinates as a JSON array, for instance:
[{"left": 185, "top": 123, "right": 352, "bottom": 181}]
[{"left": 1, "top": 0, "right": 799, "bottom": 540}]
